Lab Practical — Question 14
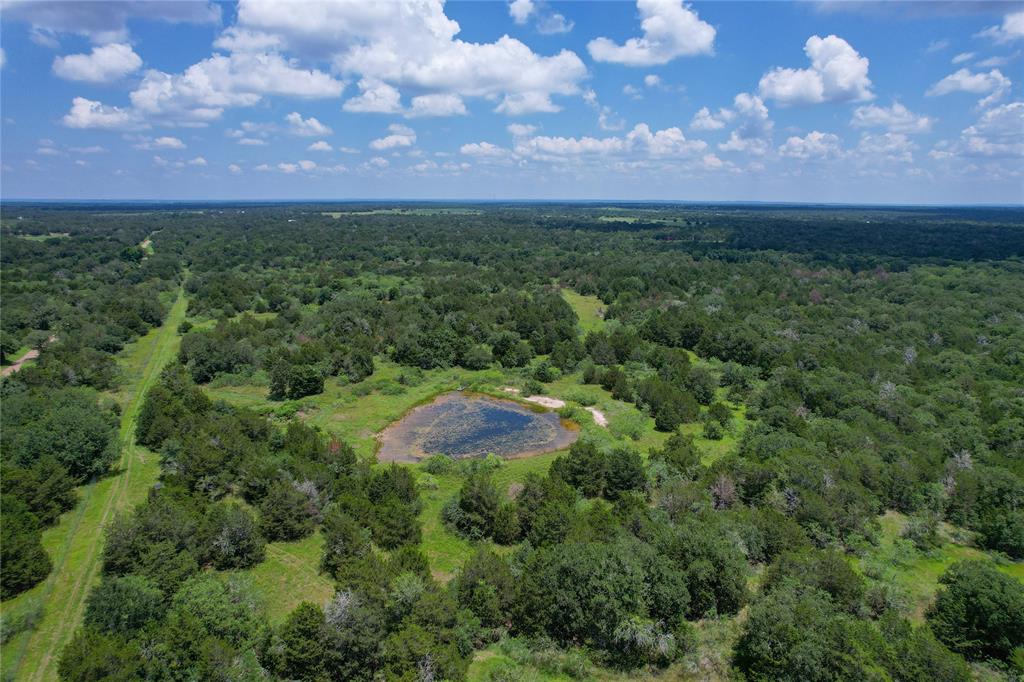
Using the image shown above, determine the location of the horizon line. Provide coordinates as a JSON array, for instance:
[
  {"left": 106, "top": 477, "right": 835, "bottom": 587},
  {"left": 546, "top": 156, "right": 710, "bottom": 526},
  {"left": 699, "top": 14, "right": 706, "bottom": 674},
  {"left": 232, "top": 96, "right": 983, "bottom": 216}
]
[{"left": 2, "top": 198, "right": 1023, "bottom": 209}]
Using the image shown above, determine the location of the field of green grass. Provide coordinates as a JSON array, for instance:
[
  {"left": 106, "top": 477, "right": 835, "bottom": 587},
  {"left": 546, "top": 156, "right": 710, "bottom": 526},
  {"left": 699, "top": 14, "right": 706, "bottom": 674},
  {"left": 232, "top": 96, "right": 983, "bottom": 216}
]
[
  {"left": 13, "top": 232, "right": 71, "bottom": 242},
  {"left": 323, "top": 208, "right": 481, "bottom": 217},
  {"left": 233, "top": 534, "right": 335, "bottom": 624},
  {"left": 858, "top": 511, "right": 1024, "bottom": 621},
  {"left": 560, "top": 289, "right": 606, "bottom": 335},
  {"left": 1, "top": 289, "right": 187, "bottom": 682}
]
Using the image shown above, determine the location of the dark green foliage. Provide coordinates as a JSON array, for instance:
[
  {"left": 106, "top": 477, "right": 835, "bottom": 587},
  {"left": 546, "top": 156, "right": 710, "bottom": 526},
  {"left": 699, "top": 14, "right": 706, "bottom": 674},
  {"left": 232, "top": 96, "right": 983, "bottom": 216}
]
[
  {"left": 199, "top": 502, "right": 266, "bottom": 569},
  {"left": 650, "top": 431, "right": 702, "bottom": 477},
  {"left": 551, "top": 440, "right": 646, "bottom": 501},
  {"left": 880, "top": 615, "right": 972, "bottom": 682},
  {"left": 736, "top": 583, "right": 972, "bottom": 682},
  {"left": 927, "top": 559, "right": 1024, "bottom": 662},
  {"left": 278, "top": 602, "right": 329, "bottom": 681},
  {"left": 136, "top": 365, "right": 211, "bottom": 450},
  {"left": 635, "top": 377, "right": 700, "bottom": 432},
  {"left": 462, "top": 343, "right": 493, "bottom": 370},
  {"left": 258, "top": 480, "right": 316, "bottom": 541},
  {"left": 708, "top": 401, "right": 732, "bottom": 427},
  {"left": 491, "top": 503, "right": 520, "bottom": 545},
  {"left": 685, "top": 367, "right": 718, "bottom": 405},
  {"left": 1, "top": 387, "right": 118, "bottom": 481},
  {"left": 734, "top": 584, "right": 874, "bottom": 682},
  {"left": 976, "top": 509, "right": 1024, "bottom": 558},
  {"left": 286, "top": 364, "right": 325, "bottom": 400},
  {"left": 15, "top": 203, "right": 1023, "bottom": 682},
  {"left": 658, "top": 517, "right": 748, "bottom": 618},
  {"left": 764, "top": 550, "right": 865, "bottom": 614},
  {"left": 455, "top": 548, "right": 515, "bottom": 629},
  {"left": 0, "top": 509, "right": 52, "bottom": 599},
  {"left": 84, "top": 575, "right": 164, "bottom": 635},
  {"left": 444, "top": 470, "right": 502, "bottom": 540},
  {"left": 513, "top": 539, "right": 688, "bottom": 657},
  {"left": 321, "top": 505, "right": 371, "bottom": 577},
  {"left": 58, "top": 628, "right": 144, "bottom": 682},
  {"left": 1, "top": 456, "right": 77, "bottom": 525}
]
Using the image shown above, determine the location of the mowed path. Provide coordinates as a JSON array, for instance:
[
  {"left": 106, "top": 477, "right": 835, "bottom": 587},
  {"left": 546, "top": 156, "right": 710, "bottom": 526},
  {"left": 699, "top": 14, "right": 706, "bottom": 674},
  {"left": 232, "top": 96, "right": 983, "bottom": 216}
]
[
  {"left": 0, "top": 347, "right": 39, "bottom": 377},
  {"left": 3, "top": 289, "right": 187, "bottom": 682}
]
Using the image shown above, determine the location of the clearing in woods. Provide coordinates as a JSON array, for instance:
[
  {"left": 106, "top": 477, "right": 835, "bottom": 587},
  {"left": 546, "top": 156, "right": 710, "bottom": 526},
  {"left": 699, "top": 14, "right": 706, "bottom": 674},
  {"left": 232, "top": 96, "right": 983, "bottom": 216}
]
[
  {"left": 560, "top": 289, "right": 606, "bottom": 335},
  {"left": 0, "top": 288, "right": 187, "bottom": 682}
]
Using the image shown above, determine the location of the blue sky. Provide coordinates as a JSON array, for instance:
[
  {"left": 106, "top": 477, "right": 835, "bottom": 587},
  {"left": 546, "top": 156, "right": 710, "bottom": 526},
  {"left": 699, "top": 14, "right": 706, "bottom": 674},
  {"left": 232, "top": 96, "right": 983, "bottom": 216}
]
[{"left": 1, "top": 0, "right": 1022, "bottom": 203}]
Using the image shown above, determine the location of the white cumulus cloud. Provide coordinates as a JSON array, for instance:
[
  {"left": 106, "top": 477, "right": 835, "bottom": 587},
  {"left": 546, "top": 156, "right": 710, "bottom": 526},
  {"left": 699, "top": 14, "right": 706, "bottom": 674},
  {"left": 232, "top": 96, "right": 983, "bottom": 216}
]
[
  {"left": 717, "top": 93, "right": 774, "bottom": 156},
  {"left": 53, "top": 43, "right": 141, "bottom": 83},
  {"left": 132, "top": 136, "right": 186, "bottom": 150},
  {"left": 759, "top": 35, "right": 873, "bottom": 105},
  {"left": 514, "top": 123, "right": 706, "bottom": 160},
  {"left": 233, "top": 0, "right": 585, "bottom": 116},
  {"left": 285, "top": 111, "right": 332, "bottom": 136},
  {"left": 370, "top": 124, "right": 416, "bottom": 150},
  {"left": 407, "top": 93, "right": 467, "bottom": 118},
  {"left": 460, "top": 141, "right": 509, "bottom": 157},
  {"left": 307, "top": 140, "right": 333, "bottom": 152},
  {"left": 927, "top": 68, "right": 1012, "bottom": 108},
  {"left": 2, "top": 0, "right": 220, "bottom": 45},
  {"left": 509, "top": 0, "right": 535, "bottom": 24},
  {"left": 62, "top": 96, "right": 145, "bottom": 130},
  {"left": 850, "top": 102, "right": 933, "bottom": 134},
  {"left": 938, "top": 102, "right": 1024, "bottom": 158},
  {"left": 976, "top": 10, "right": 1024, "bottom": 44},
  {"left": 588, "top": 0, "right": 715, "bottom": 66},
  {"left": 343, "top": 79, "right": 403, "bottom": 114},
  {"left": 778, "top": 131, "right": 842, "bottom": 159}
]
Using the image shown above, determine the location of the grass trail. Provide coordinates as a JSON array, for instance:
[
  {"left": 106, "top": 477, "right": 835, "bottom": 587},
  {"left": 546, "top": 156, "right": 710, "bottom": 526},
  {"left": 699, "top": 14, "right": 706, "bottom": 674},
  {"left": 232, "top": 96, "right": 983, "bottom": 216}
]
[
  {"left": 560, "top": 289, "right": 606, "bottom": 335},
  {"left": 2, "top": 289, "right": 187, "bottom": 682}
]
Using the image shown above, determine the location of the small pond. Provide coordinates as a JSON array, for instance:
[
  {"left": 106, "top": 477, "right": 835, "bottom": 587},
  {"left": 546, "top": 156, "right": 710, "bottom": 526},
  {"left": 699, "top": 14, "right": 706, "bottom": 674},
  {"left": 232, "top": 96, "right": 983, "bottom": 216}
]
[{"left": 376, "top": 391, "right": 579, "bottom": 462}]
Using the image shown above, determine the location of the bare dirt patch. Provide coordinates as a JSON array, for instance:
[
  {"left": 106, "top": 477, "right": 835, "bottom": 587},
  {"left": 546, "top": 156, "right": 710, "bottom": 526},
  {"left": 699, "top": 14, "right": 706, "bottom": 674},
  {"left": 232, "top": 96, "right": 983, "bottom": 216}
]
[
  {"left": 585, "top": 406, "right": 609, "bottom": 427},
  {"left": 2, "top": 348, "right": 40, "bottom": 377},
  {"left": 523, "top": 395, "right": 565, "bottom": 409}
]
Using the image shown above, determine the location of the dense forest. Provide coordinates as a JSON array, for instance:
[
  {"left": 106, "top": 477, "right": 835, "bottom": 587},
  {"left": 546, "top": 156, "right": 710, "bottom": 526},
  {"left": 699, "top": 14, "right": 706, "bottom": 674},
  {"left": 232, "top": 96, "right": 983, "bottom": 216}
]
[{"left": 1, "top": 202, "right": 1022, "bottom": 681}]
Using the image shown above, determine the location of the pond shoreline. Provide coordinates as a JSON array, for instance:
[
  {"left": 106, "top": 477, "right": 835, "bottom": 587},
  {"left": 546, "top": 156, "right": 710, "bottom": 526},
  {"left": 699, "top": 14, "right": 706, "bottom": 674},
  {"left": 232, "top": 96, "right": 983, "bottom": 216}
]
[{"left": 376, "top": 390, "right": 579, "bottom": 463}]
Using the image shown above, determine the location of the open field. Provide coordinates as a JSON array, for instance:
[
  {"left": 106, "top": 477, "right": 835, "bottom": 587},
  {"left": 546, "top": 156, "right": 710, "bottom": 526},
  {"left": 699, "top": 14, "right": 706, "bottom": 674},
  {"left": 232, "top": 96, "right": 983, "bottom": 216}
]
[
  {"left": 858, "top": 511, "right": 1024, "bottom": 622},
  {"left": 232, "top": 534, "right": 336, "bottom": 624},
  {"left": 323, "top": 208, "right": 482, "bottom": 217},
  {"left": 12, "top": 232, "right": 71, "bottom": 241},
  {"left": 560, "top": 289, "right": 606, "bottom": 335},
  {"left": 1, "top": 289, "right": 187, "bottom": 682},
  {"left": 196, "top": 289, "right": 751, "bottom": 594},
  {"left": 204, "top": 341, "right": 750, "bottom": 592}
]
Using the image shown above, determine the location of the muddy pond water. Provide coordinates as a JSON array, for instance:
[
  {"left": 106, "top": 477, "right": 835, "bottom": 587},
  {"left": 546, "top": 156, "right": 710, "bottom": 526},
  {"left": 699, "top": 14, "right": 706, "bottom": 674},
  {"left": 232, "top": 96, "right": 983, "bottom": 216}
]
[{"left": 376, "top": 391, "right": 579, "bottom": 462}]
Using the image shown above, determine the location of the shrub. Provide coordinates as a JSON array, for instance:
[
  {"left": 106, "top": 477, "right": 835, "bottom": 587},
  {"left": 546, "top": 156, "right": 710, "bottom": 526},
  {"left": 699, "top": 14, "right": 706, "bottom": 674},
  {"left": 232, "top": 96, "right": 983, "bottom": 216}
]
[
  {"left": 258, "top": 480, "right": 316, "bottom": 542},
  {"left": 0, "top": 511, "right": 51, "bottom": 599},
  {"left": 927, "top": 559, "right": 1024, "bottom": 662},
  {"left": 201, "top": 502, "right": 266, "bottom": 569},
  {"left": 446, "top": 471, "right": 502, "bottom": 540},
  {"left": 84, "top": 575, "right": 165, "bottom": 635},
  {"left": 422, "top": 453, "right": 455, "bottom": 475}
]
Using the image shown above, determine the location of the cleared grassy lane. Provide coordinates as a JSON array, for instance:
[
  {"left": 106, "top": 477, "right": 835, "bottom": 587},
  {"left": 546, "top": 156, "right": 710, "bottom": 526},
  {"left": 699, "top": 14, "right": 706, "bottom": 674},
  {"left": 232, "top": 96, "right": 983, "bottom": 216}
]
[{"left": 2, "top": 289, "right": 187, "bottom": 682}]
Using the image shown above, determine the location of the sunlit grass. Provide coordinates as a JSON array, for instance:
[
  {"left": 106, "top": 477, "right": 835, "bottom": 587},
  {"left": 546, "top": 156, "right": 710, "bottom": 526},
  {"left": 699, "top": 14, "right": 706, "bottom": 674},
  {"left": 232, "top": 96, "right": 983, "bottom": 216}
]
[
  {"left": 858, "top": 511, "right": 1024, "bottom": 621},
  {"left": 561, "top": 289, "right": 606, "bottom": 335}
]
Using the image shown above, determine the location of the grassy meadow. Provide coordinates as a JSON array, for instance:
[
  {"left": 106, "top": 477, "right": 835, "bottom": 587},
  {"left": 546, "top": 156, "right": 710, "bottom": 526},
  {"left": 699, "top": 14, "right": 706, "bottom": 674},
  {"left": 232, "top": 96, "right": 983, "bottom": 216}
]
[{"left": 194, "top": 289, "right": 755, "bottom": 622}]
